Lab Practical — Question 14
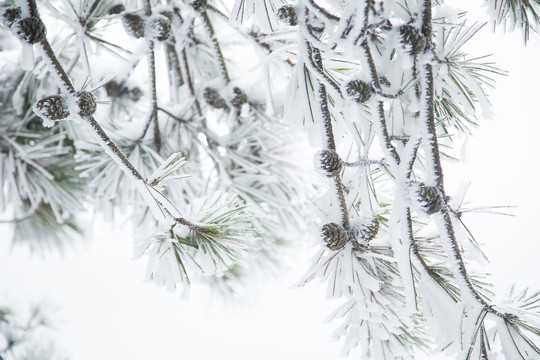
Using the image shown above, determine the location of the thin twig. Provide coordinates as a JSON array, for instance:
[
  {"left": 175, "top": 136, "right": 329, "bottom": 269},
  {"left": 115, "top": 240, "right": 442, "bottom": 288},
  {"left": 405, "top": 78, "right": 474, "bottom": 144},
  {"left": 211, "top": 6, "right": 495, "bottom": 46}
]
[
  {"left": 147, "top": 40, "right": 161, "bottom": 151},
  {"left": 361, "top": 39, "right": 400, "bottom": 166},
  {"left": 157, "top": 107, "right": 189, "bottom": 123},
  {"left": 200, "top": 10, "right": 230, "bottom": 83}
]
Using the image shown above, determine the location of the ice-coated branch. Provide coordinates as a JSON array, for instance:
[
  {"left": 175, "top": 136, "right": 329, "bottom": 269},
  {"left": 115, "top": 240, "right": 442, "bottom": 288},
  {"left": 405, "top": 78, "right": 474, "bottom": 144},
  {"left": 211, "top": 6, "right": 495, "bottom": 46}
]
[
  {"left": 305, "top": 0, "right": 340, "bottom": 22},
  {"left": 19, "top": 1, "right": 208, "bottom": 233},
  {"left": 148, "top": 39, "right": 161, "bottom": 151},
  {"left": 418, "top": 0, "right": 510, "bottom": 320},
  {"left": 304, "top": 40, "right": 342, "bottom": 97},
  {"left": 360, "top": 39, "right": 400, "bottom": 168},
  {"left": 199, "top": 8, "right": 230, "bottom": 83},
  {"left": 21, "top": 0, "right": 37, "bottom": 17},
  {"left": 37, "top": 42, "right": 76, "bottom": 94},
  {"left": 297, "top": 4, "right": 350, "bottom": 229}
]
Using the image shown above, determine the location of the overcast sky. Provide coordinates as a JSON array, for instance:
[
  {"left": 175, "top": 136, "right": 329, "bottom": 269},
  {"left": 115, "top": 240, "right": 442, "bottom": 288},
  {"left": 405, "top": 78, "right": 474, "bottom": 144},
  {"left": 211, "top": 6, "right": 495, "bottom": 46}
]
[{"left": 1, "top": 2, "right": 540, "bottom": 360}]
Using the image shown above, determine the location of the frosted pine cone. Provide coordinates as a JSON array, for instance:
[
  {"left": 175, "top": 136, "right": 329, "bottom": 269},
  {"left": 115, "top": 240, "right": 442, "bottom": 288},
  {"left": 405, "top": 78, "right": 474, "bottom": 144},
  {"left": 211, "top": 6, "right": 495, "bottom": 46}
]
[
  {"left": 318, "top": 149, "right": 342, "bottom": 177},
  {"left": 347, "top": 217, "right": 380, "bottom": 250},
  {"left": 399, "top": 25, "right": 426, "bottom": 55},
  {"left": 359, "top": 217, "right": 379, "bottom": 241},
  {"left": 230, "top": 87, "right": 247, "bottom": 109},
  {"left": 128, "top": 87, "right": 144, "bottom": 102},
  {"left": 408, "top": 182, "right": 443, "bottom": 215},
  {"left": 148, "top": 14, "right": 171, "bottom": 41},
  {"left": 321, "top": 223, "right": 347, "bottom": 251},
  {"left": 344, "top": 80, "right": 372, "bottom": 103},
  {"left": 76, "top": 91, "right": 97, "bottom": 116},
  {"left": 15, "top": 17, "right": 46, "bottom": 44},
  {"left": 108, "top": 4, "right": 125, "bottom": 15},
  {"left": 1, "top": 6, "right": 21, "bottom": 28},
  {"left": 122, "top": 12, "right": 145, "bottom": 39},
  {"left": 189, "top": 0, "right": 207, "bottom": 12},
  {"left": 34, "top": 95, "right": 69, "bottom": 121},
  {"left": 104, "top": 81, "right": 122, "bottom": 97},
  {"left": 276, "top": 5, "right": 297, "bottom": 26},
  {"left": 204, "top": 87, "right": 228, "bottom": 110}
]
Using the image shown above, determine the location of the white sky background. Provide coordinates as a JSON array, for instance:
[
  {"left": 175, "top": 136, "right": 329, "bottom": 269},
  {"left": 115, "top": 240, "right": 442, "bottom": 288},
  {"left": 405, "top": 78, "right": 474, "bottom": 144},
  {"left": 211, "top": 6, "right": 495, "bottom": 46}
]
[{"left": 1, "top": 2, "right": 540, "bottom": 360}]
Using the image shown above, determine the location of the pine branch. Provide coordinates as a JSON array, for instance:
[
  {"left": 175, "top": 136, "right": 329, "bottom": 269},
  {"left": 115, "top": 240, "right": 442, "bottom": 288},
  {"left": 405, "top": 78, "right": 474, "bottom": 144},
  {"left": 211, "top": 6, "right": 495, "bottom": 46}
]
[
  {"left": 418, "top": 0, "right": 511, "bottom": 322},
  {"left": 19, "top": 0, "right": 201, "bottom": 232},
  {"left": 360, "top": 39, "right": 400, "bottom": 167}
]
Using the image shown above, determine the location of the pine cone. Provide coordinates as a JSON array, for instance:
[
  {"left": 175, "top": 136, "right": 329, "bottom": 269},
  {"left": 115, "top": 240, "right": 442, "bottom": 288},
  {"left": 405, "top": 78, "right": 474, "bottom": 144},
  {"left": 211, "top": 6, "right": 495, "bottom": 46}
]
[
  {"left": 359, "top": 217, "right": 379, "bottom": 241},
  {"left": 106, "top": 81, "right": 143, "bottom": 102},
  {"left": 15, "top": 17, "right": 46, "bottom": 44},
  {"left": 148, "top": 14, "right": 171, "bottom": 41},
  {"left": 1, "top": 6, "right": 21, "bottom": 28},
  {"left": 276, "top": 5, "right": 297, "bottom": 26},
  {"left": 105, "top": 81, "right": 122, "bottom": 97},
  {"left": 76, "top": 91, "right": 97, "bottom": 116},
  {"left": 230, "top": 87, "right": 247, "bottom": 109},
  {"left": 416, "top": 183, "right": 443, "bottom": 214},
  {"left": 319, "top": 149, "right": 342, "bottom": 177},
  {"left": 128, "top": 87, "right": 144, "bottom": 102},
  {"left": 399, "top": 25, "right": 425, "bottom": 55},
  {"left": 189, "top": 0, "right": 207, "bottom": 12},
  {"left": 344, "top": 80, "right": 372, "bottom": 103},
  {"left": 347, "top": 217, "right": 380, "bottom": 250},
  {"left": 108, "top": 4, "right": 125, "bottom": 15},
  {"left": 321, "top": 223, "right": 347, "bottom": 251},
  {"left": 204, "top": 87, "right": 228, "bottom": 110},
  {"left": 122, "top": 13, "right": 145, "bottom": 39},
  {"left": 34, "top": 95, "right": 70, "bottom": 121}
]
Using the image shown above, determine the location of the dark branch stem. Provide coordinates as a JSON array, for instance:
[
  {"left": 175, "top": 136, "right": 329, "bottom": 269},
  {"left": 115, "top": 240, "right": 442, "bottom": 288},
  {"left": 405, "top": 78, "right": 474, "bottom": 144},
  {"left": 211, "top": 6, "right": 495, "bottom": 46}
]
[
  {"left": 83, "top": 0, "right": 101, "bottom": 23},
  {"left": 316, "top": 81, "right": 336, "bottom": 151},
  {"left": 306, "top": 0, "right": 340, "bottom": 22},
  {"left": 23, "top": 0, "right": 39, "bottom": 17},
  {"left": 37, "top": 40, "right": 76, "bottom": 94},
  {"left": 200, "top": 11, "right": 230, "bottom": 83},
  {"left": 147, "top": 40, "right": 161, "bottom": 152},
  {"left": 316, "top": 76, "right": 349, "bottom": 228},
  {"left": 361, "top": 40, "right": 400, "bottom": 166},
  {"left": 307, "top": 43, "right": 342, "bottom": 97},
  {"left": 419, "top": 0, "right": 509, "bottom": 321},
  {"left": 353, "top": 0, "right": 370, "bottom": 45},
  {"left": 19, "top": 0, "right": 203, "bottom": 235},
  {"left": 84, "top": 115, "right": 145, "bottom": 182}
]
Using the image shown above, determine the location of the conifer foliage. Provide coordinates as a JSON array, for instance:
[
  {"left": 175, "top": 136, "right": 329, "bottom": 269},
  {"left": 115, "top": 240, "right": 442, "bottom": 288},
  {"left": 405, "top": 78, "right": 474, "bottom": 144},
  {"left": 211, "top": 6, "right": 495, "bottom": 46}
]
[{"left": 1, "top": 0, "right": 540, "bottom": 358}]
